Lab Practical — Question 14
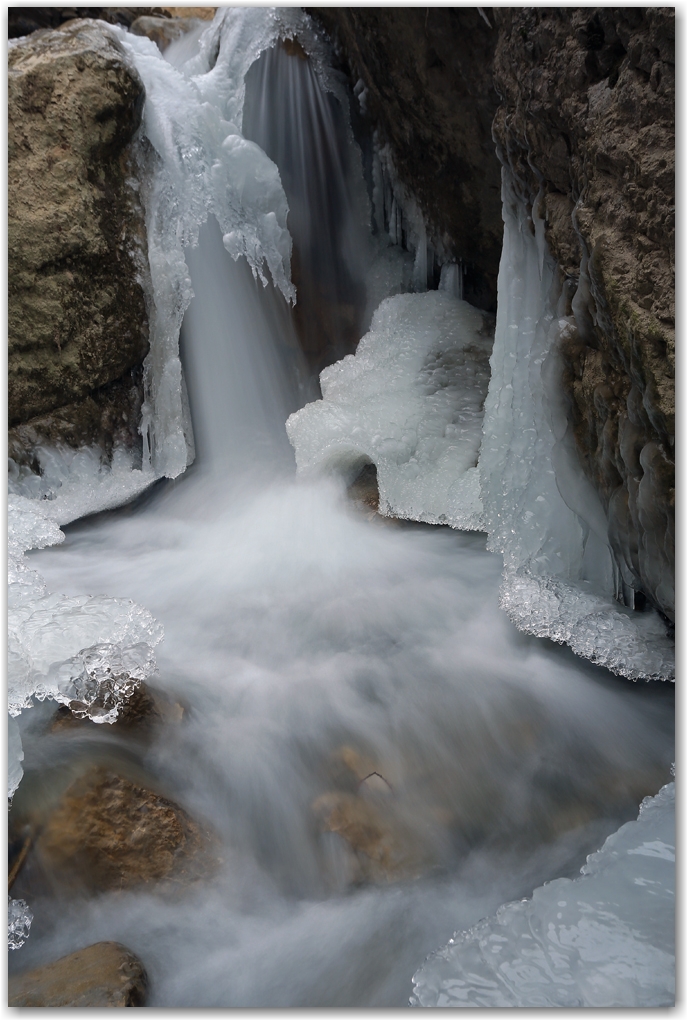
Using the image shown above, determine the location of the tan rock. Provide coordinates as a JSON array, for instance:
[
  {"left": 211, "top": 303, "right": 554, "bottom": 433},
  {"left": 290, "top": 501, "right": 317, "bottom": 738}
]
[
  {"left": 130, "top": 14, "right": 207, "bottom": 53},
  {"left": 34, "top": 767, "right": 216, "bottom": 894},
  {"left": 313, "top": 791, "right": 426, "bottom": 884},
  {"left": 8, "top": 941, "right": 147, "bottom": 1007},
  {"left": 8, "top": 21, "right": 149, "bottom": 463},
  {"left": 162, "top": 6, "right": 216, "bottom": 19}
]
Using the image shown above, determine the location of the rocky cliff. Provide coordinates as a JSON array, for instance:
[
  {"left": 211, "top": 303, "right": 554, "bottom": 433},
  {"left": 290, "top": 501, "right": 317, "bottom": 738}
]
[
  {"left": 308, "top": 7, "right": 503, "bottom": 312},
  {"left": 312, "top": 7, "right": 675, "bottom": 624},
  {"left": 8, "top": 20, "right": 150, "bottom": 467}
]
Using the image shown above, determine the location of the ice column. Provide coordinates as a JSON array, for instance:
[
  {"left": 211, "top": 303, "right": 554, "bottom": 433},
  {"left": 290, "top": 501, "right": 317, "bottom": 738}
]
[{"left": 480, "top": 169, "right": 673, "bottom": 681}]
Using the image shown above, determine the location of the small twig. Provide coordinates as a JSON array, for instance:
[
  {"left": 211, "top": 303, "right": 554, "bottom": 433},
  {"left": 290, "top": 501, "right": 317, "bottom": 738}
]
[
  {"left": 8, "top": 833, "right": 32, "bottom": 892},
  {"left": 358, "top": 771, "right": 394, "bottom": 794}
]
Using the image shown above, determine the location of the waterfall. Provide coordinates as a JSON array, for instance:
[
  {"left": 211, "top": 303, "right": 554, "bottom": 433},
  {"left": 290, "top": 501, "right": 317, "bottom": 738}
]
[
  {"left": 243, "top": 42, "right": 370, "bottom": 373},
  {"left": 8, "top": 9, "right": 674, "bottom": 1007}
]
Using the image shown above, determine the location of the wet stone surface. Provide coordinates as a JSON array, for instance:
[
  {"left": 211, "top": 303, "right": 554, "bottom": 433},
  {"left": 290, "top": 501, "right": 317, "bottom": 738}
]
[{"left": 8, "top": 940, "right": 148, "bottom": 1006}]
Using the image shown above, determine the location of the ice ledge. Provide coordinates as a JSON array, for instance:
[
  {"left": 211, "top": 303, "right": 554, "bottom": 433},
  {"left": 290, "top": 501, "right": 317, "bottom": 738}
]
[{"left": 411, "top": 781, "right": 675, "bottom": 1008}]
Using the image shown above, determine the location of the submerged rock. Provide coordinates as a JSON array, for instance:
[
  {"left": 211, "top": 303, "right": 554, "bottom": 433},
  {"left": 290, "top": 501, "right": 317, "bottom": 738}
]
[
  {"left": 33, "top": 767, "right": 216, "bottom": 894},
  {"left": 49, "top": 681, "right": 185, "bottom": 736},
  {"left": 8, "top": 941, "right": 147, "bottom": 1007}
]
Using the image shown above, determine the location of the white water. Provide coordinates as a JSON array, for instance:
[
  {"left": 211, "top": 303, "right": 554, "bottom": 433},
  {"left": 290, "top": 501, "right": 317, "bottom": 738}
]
[{"left": 8, "top": 9, "right": 675, "bottom": 1006}]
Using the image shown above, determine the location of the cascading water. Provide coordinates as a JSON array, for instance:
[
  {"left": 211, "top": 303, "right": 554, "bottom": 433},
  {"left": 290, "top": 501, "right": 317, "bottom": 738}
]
[
  {"left": 8, "top": 9, "right": 674, "bottom": 1007},
  {"left": 243, "top": 41, "right": 370, "bottom": 373}
]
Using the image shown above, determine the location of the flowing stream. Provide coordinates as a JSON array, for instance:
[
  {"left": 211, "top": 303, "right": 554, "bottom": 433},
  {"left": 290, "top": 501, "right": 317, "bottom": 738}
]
[{"left": 8, "top": 12, "right": 674, "bottom": 1007}]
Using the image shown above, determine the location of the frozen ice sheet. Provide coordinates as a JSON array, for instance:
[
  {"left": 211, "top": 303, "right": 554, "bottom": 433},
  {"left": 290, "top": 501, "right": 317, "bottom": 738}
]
[{"left": 411, "top": 781, "right": 675, "bottom": 1007}]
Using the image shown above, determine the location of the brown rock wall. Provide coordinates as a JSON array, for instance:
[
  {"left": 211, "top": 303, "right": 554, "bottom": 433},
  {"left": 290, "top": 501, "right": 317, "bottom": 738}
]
[{"left": 492, "top": 7, "right": 674, "bottom": 619}]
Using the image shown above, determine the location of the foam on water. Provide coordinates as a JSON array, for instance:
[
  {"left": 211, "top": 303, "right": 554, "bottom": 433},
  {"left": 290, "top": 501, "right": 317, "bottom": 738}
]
[{"left": 14, "top": 476, "right": 674, "bottom": 1004}]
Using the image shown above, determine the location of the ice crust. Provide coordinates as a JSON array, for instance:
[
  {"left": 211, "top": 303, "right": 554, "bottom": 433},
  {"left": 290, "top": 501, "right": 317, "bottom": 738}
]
[
  {"left": 8, "top": 896, "right": 33, "bottom": 951},
  {"left": 8, "top": 446, "right": 157, "bottom": 527},
  {"left": 8, "top": 494, "right": 163, "bottom": 732},
  {"left": 411, "top": 781, "right": 675, "bottom": 1007},
  {"left": 286, "top": 292, "right": 492, "bottom": 529}
]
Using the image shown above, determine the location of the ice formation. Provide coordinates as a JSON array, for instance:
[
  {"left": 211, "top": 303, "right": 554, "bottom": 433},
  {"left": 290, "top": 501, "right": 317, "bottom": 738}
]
[
  {"left": 111, "top": 8, "right": 349, "bottom": 481},
  {"left": 8, "top": 715, "right": 24, "bottom": 804},
  {"left": 371, "top": 138, "right": 434, "bottom": 293},
  {"left": 411, "top": 781, "right": 675, "bottom": 1007},
  {"left": 8, "top": 897, "right": 33, "bottom": 951},
  {"left": 286, "top": 291, "right": 493, "bottom": 529},
  {"left": 8, "top": 494, "right": 163, "bottom": 733},
  {"left": 8, "top": 446, "right": 157, "bottom": 527},
  {"left": 479, "top": 170, "right": 674, "bottom": 681}
]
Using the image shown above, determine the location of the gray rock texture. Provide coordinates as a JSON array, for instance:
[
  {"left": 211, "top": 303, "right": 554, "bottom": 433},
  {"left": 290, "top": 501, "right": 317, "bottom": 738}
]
[
  {"left": 492, "top": 8, "right": 674, "bottom": 621},
  {"left": 8, "top": 941, "right": 148, "bottom": 1007},
  {"left": 8, "top": 20, "right": 150, "bottom": 464}
]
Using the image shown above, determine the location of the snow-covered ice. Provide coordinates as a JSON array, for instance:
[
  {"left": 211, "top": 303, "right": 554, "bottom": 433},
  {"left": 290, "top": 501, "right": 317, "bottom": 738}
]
[{"left": 287, "top": 291, "right": 492, "bottom": 530}]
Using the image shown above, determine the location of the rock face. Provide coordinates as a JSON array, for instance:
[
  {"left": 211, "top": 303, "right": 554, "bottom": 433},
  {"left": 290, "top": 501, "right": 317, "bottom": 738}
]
[
  {"left": 8, "top": 21, "right": 149, "bottom": 466},
  {"left": 8, "top": 7, "right": 171, "bottom": 38},
  {"left": 492, "top": 8, "right": 674, "bottom": 621},
  {"left": 130, "top": 14, "right": 207, "bottom": 53},
  {"left": 8, "top": 941, "right": 147, "bottom": 1007},
  {"left": 308, "top": 8, "right": 503, "bottom": 312},
  {"left": 313, "top": 7, "right": 674, "bottom": 623},
  {"left": 33, "top": 767, "right": 215, "bottom": 894}
]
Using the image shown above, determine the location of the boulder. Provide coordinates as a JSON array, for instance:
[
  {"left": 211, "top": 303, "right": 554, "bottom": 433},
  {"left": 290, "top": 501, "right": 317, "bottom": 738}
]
[
  {"left": 130, "top": 15, "right": 208, "bottom": 53},
  {"left": 8, "top": 8, "right": 170, "bottom": 38},
  {"left": 8, "top": 941, "right": 147, "bottom": 1007},
  {"left": 8, "top": 21, "right": 150, "bottom": 468},
  {"left": 33, "top": 767, "right": 216, "bottom": 894}
]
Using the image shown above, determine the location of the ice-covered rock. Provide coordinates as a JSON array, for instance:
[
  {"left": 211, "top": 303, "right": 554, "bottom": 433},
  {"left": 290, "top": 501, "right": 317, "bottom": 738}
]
[
  {"left": 8, "top": 715, "right": 24, "bottom": 804},
  {"left": 8, "top": 494, "right": 163, "bottom": 725},
  {"left": 8, "top": 446, "right": 157, "bottom": 527},
  {"left": 287, "top": 292, "right": 493, "bottom": 530},
  {"left": 411, "top": 781, "right": 675, "bottom": 1007}
]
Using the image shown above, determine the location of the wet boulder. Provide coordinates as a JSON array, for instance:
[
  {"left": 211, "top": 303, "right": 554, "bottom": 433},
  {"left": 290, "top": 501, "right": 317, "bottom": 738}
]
[
  {"left": 33, "top": 767, "right": 217, "bottom": 894},
  {"left": 8, "top": 941, "right": 147, "bottom": 1006}
]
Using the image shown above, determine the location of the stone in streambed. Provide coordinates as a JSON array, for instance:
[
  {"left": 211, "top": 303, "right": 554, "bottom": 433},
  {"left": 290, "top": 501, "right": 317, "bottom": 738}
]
[
  {"left": 49, "top": 681, "right": 185, "bottom": 736},
  {"left": 34, "top": 767, "right": 217, "bottom": 894},
  {"left": 8, "top": 941, "right": 147, "bottom": 1007}
]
